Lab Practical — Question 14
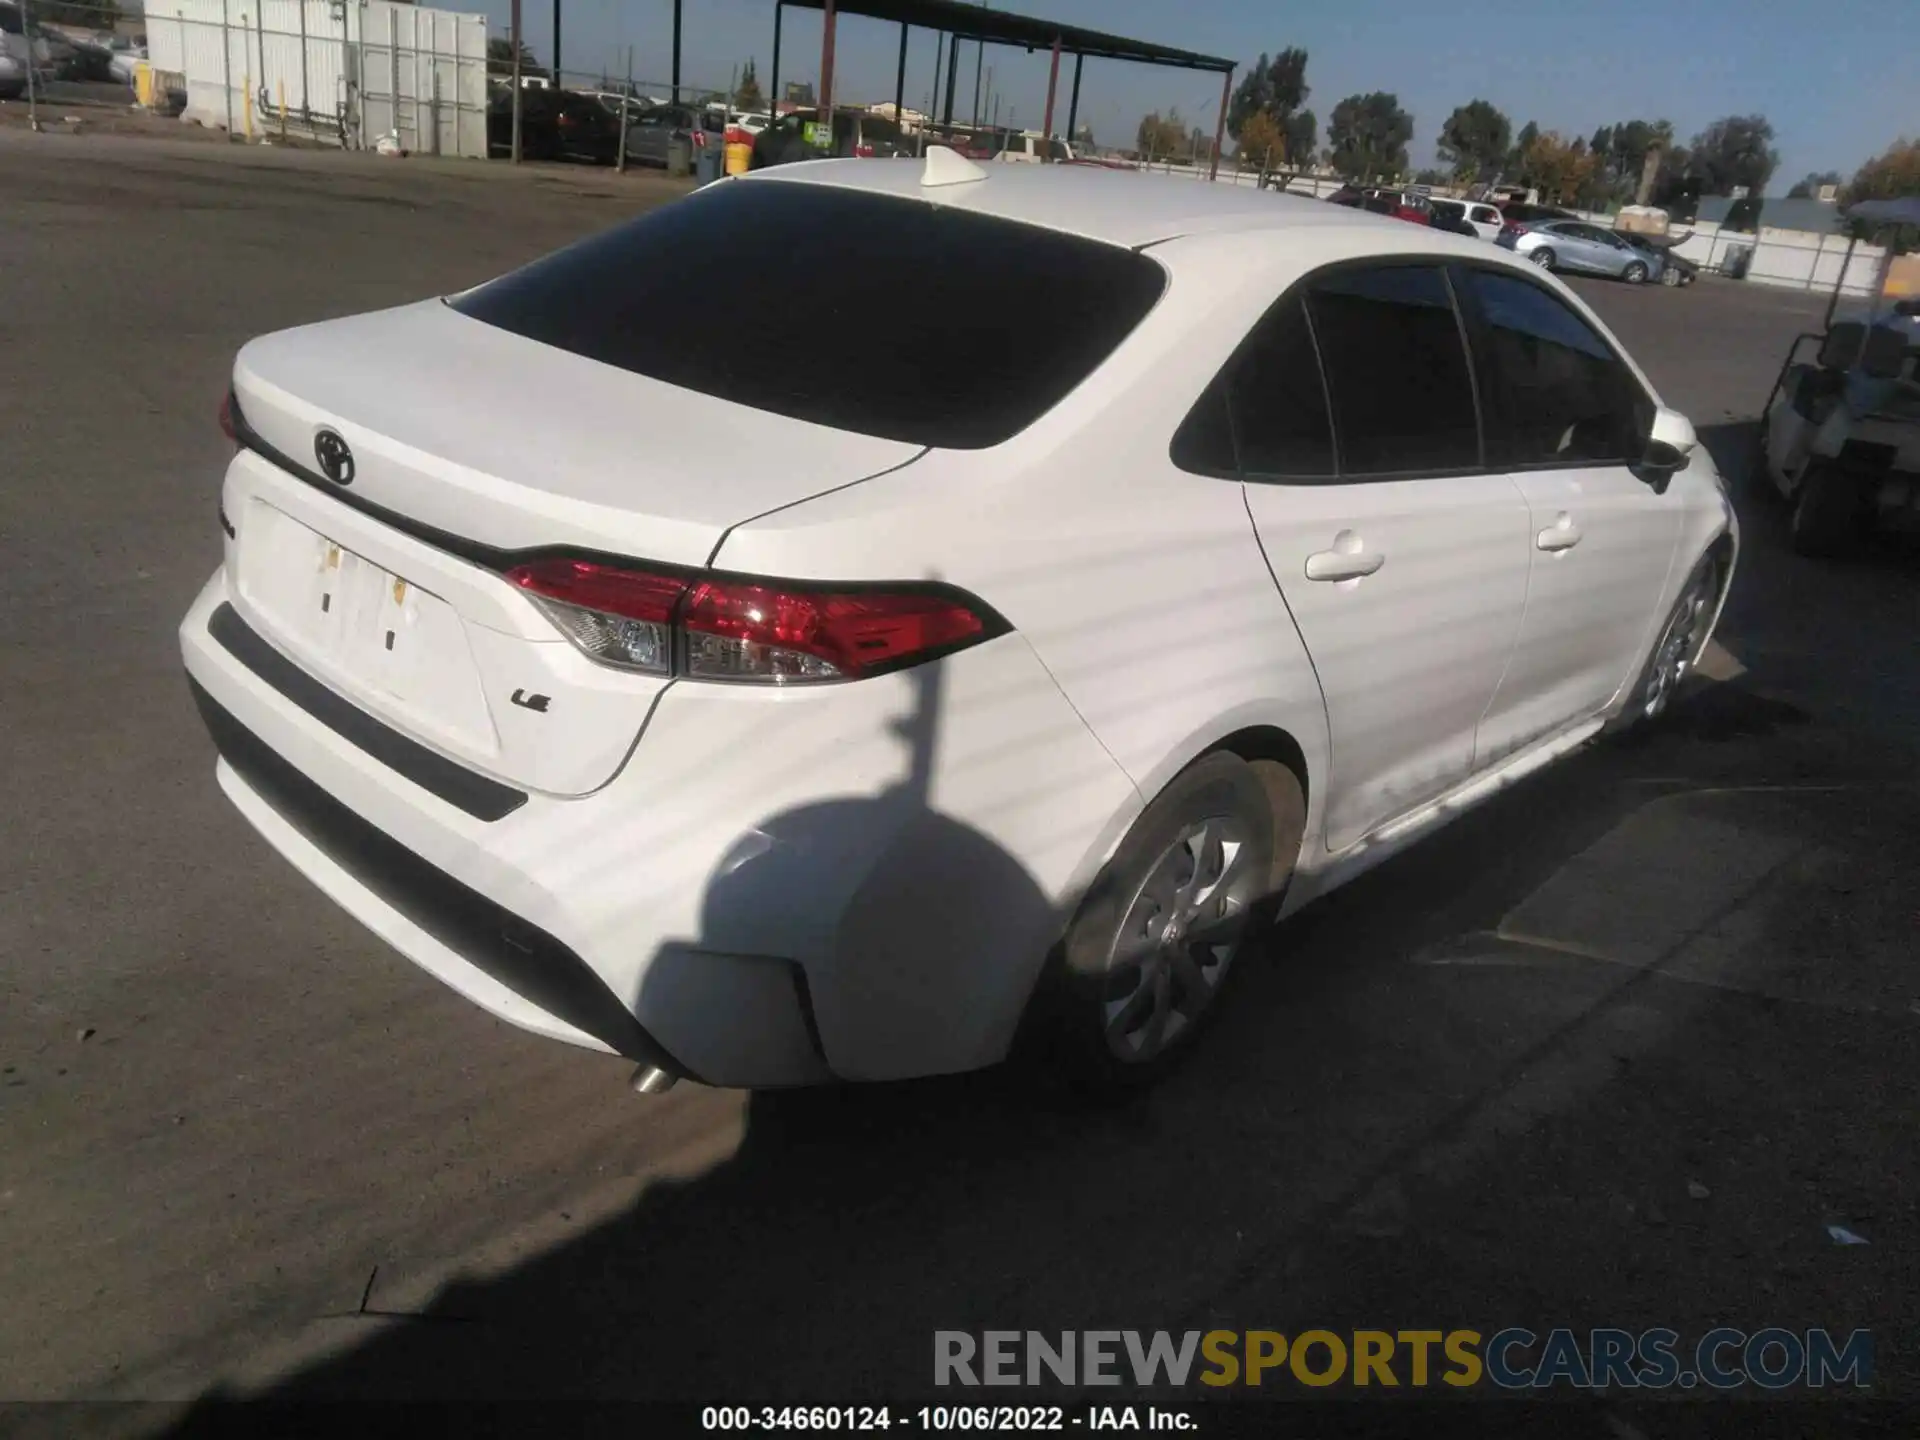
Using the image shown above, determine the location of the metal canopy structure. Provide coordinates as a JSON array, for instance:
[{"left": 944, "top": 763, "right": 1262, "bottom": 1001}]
[{"left": 768, "top": 0, "right": 1237, "bottom": 179}]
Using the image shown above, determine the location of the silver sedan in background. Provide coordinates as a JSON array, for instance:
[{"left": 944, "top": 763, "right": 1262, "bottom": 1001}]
[{"left": 1499, "top": 219, "right": 1665, "bottom": 284}]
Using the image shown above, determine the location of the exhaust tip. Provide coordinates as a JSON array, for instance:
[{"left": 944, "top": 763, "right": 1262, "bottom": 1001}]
[{"left": 630, "top": 1065, "right": 679, "bottom": 1095}]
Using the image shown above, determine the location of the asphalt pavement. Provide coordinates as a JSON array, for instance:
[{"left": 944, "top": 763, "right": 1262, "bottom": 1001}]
[{"left": 1, "top": 135, "right": 1916, "bottom": 1430}]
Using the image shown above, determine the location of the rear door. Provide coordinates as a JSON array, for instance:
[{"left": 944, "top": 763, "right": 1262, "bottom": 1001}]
[
  {"left": 1236, "top": 263, "right": 1533, "bottom": 852},
  {"left": 1559, "top": 224, "right": 1618, "bottom": 274},
  {"left": 1458, "top": 265, "right": 1684, "bottom": 761}
]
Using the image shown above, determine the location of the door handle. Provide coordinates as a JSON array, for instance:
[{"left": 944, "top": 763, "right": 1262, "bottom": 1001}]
[
  {"left": 1304, "top": 545, "right": 1386, "bottom": 582},
  {"left": 1536, "top": 515, "right": 1583, "bottom": 552}
]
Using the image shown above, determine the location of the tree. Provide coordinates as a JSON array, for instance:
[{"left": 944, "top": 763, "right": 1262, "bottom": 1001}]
[
  {"left": 734, "top": 59, "right": 764, "bottom": 112},
  {"left": 1413, "top": 167, "right": 1447, "bottom": 187},
  {"left": 1225, "top": 48, "right": 1313, "bottom": 171},
  {"left": 1327, "top": 92, "right": 1412, "bottom": 181},
  {"left": 1436, "top": 99, "right": 1511, "bottom": 181},
  {"left": 1688, "top": 114, "right": 1781, "bottom": 195},
  {"left": 486, "top": 38, "right": 546, "bottom": 79},
  {"left": 1135, "top": 109, "right": 1188, "bottom": 161},
  {"left": 1842, "top": 139, "right": 1920, "bottom": 249},
  {"left": 1786, "top": 169, "right": 1843, "bottom": 199},
  {"left": 1287, "top": 110, "right": 1317, "bottom": 168},
  {"left": 1507, "top": 119, "right": 1539, "bottom": 174},
  {"left": 1226, "top": 47, "right": 1309, "bottom": 141},
  {"left": 1237, "top": 109, "right": 1286, "bottom": 170},
  {"left": 1843, "top": 138, "right": 1920, "bottom": 203},
  {"left": 1518, "top": 130, "right": 1597, "bottom": 204},
  {"left": 1597, "top": 118, "right": 1673, "bottom": 199},
  {"left": 1188, "top": 127, "right": 1219, "bottom": 164}
]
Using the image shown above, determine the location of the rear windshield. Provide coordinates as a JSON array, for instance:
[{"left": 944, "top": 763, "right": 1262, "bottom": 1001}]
[{"left": 449, "top": 178, "right": 1167, "bottom": 449}]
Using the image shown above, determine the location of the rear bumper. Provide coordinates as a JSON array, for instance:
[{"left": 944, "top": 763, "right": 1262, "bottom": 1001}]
[{"left": 180, "top": 566, "right": 1139, "bottom": 1087}]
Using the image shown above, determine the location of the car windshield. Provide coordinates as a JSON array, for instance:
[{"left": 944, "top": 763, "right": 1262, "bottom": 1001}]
[{"left": 449, "top": 179, "right": 1168, "bottom": 449}]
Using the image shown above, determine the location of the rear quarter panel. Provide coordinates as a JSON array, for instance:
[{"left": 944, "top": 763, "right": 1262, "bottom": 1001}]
[{"left": 712, "top": 228, "right": 1382, "bottom": 900}]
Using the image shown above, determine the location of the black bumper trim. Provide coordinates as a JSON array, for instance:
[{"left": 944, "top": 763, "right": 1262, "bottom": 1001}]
[
  {"left": 208, "top": 601, "right": 526, "bottom": 822},
  {"left": 187, "top": 677, "right": 695, "bottom": 1079}
]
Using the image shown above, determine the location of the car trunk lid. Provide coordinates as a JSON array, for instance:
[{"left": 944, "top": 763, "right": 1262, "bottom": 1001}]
[{"left": 223, "top": 300, "right": 921, "bottom": 797}]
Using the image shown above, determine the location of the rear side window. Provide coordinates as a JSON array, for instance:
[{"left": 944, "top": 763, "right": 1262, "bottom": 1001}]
[
  {"left": 1462, "top": 269, "right": 1650, "bottom": 466},
  {"left": 450, "top": 180, "right": 1165, "bottom": 449},
  {"left": 1220, "top": 295, "right": 1335, "bottom": 478},
  {"left": 1305, "top": 265, "right": 1480, "bottom": 475}
]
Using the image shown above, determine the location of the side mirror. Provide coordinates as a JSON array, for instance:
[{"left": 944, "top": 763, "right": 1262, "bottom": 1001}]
[{"left": 1636, "top": 406, "right": 1695, "bottom": 492}]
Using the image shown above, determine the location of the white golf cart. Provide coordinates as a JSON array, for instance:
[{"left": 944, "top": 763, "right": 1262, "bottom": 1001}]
[{"left": 1757, "top": 196, "right": 1920, "bottom": 556}]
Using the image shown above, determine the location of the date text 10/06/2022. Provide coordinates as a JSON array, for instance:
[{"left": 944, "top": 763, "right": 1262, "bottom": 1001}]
[{"left": 702, "top": 1407, "right": 1193, "bottom": 1432}]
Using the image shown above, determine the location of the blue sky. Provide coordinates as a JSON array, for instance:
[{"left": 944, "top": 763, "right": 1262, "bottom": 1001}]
[{"left": 482, "top": 0, "right": 1915, "bottom": 189}]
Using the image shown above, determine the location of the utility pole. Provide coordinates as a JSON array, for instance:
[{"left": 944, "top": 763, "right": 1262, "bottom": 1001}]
[
  {"left": 509, "top": 0, "right": 523, "bottom": 162},
  {"left": 20, "top": 0, "right": 39, "bottom": 131},
  {"left": 970, "top": 38, "right": 982, "bottom": 130},
  {"left": 551, "top": 0, "right": 560, "bottom": 91}
]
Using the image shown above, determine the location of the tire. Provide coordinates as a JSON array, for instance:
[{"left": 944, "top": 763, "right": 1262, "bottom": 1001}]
[
  {"left": 1660, "top": 266, "right": 1683, "bottom": 288},
  {"left": 1039, "top": 752, "right": 1301, "bottom": 1095},
  {"left": 1612, "top": 554, "right": 1721, "bottom": 733},
  {"left": 1623, "top": 261, "right": 1648, "bottom": 284},
  {"left": 1789, "top": 463, "right": 1867, "bottom": 557},
  {"left": 1530, "top": 248, "right": 1556, "bottom": 271}
]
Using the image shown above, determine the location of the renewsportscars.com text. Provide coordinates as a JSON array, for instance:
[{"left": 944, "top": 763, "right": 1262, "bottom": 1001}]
[{"left": 934, "top": 1328, "right": 1872, "bottom": 1390}]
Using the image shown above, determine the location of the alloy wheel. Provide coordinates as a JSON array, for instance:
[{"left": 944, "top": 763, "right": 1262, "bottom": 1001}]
[
  {"left": 1641, "top": 569, "right": 1715, "bottom": 721},
  {"left": 1530, "top": 249, "right": 1555, "bottom": 270},
  {"left": 1101, "top": 815, "right": 1261, "bottom": 1064}
]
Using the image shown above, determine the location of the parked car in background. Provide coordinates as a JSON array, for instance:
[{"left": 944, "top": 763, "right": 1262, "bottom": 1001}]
[
  {"left": 0, "top": 1, "right": 32, "bottom": 97},
  {"left": 184, "top": 164, "right": 1734, "bottom": 1095},
  {"left": 1362, "top": 188, "right": 1429, "bottom": 224},
  {"left": 1428, "top": 199, "right": 1478, "bottom": 238},
  {"left": 749, "top": 108, "right": 911, "bottom": 168},
  {"left": 1429, "top": 198, "right": 1504, "bottom": 241},
  {"left": 624, "top": 102, "right": 706, "bottom": 168},
  {"left": 486, "top": 88, "right": 623, "bottom": 164},
  {"left": 1500, "top": 201, "right": 1579, "bottom": 226},
  {"left": 1499, "top": 218, "right": 1664, "bottom": 283},
  {"left": 995, "top": 130, "right": 1074, "bottom": 163},
  {"left": 1620, "top": 232, "right": 1697, "bottom": 287},
  {"left": 105, "top": 35, "right": 145, "bottom": 84}
]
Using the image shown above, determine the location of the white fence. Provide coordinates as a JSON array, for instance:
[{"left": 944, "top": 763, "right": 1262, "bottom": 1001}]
[{"left": 145, "top": 0, "right": 487, "bottom": 157}]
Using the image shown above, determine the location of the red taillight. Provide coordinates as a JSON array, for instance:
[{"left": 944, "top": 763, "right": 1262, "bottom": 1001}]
[
  {"left": 681, "top": 579, "right": 987, "bottom": 681},
  {"left": 507, "top": 557, "right": 682, "bottom": 675},
  {"left": 218, "top": 391, "right": 238, "bottom": 443},
  {"left": 504, "top": 557, "right": 996, "bottom": 683}
]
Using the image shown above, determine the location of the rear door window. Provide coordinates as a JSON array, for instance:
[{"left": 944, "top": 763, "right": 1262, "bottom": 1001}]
[
  {"left": 1220, "top": 295, "right": 1336, "bottom": 478},
  {"left": 1459, "top": 268, "right": 1650, "bottom": 466},
  {"left": 450, "top": 179, "right": 1166, "bottom": 449},
  {"left": 1305, "top": 265, "right": 1481, "bottom": 475}
]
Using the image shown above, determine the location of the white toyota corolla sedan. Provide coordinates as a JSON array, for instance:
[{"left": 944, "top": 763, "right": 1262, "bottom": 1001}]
[{"left": 180, "top": 155, "right": 1737, "bottom": 1093}]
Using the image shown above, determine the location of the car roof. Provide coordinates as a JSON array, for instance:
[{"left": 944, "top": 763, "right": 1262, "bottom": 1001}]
[{"left": 736, "top": 159, "right": 1447, "bottom": 249}]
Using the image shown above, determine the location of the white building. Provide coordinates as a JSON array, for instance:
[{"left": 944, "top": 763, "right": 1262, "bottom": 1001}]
[{"left": 145, "top": 0, "right": 488, "bottom": 158}]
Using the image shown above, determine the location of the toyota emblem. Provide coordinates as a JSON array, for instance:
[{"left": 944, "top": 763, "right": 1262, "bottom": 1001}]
[{"left": 314, "top": 429, "right": 355, "bottom": 486}]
